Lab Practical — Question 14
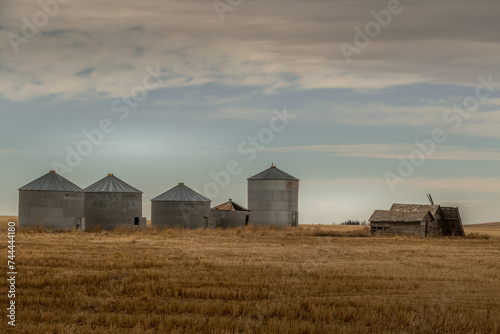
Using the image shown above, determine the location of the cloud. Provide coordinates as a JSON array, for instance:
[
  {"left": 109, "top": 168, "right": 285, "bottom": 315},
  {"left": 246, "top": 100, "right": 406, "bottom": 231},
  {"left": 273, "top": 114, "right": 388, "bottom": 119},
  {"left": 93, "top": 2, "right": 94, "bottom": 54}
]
[
  {"left": 0, "top": 149, "right": 58, "bottom": 155},
  {"left": 266, "top": 144, "right": 500, "bottom": 161},
  {"left": 74, "top": 67, "right": 95, "bottom": 77},
  {"left": 98, "top": 148, "right": 232, "bottom": 156},
  {"left": 302, "top": 176, "right": 500, "bottom": 193},
  {"left": 302, "top": 178, "right": 386, "bottom": 187},
  {"left": 41, "top": 29, "right": 77, "bottom": 38},
  {"left": 208, "top": 107, "right": 278, "bottom": 120},
  {"left": 456, "top": 110, "right": 500, "bottom": 139},
  {"left": 439, "top": 199, "right": 485, "bottom": 208},
  {"left": 300, "top": 103, "right": 446, "bottom": 127},
  {"left": 403, "top": 177, "right": 500, "bottom": 193},
  {"left": 126, "top": 26, "right": 143, "bottom": 32},
  {"left": 1, "top": 0, "right": 500, "bottom": 101}
]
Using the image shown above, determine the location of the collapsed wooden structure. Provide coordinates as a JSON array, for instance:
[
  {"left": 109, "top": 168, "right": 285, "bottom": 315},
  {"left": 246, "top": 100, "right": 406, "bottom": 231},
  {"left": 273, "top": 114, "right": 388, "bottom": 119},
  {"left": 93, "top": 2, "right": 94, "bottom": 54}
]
[{"left": 369, "top": 202, "right": 465, "bottom": 237}]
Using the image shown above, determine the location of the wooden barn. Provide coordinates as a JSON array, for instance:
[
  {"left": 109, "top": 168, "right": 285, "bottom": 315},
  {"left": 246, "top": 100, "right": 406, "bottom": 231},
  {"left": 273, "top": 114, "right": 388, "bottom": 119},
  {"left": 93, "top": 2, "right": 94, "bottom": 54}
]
[
  {"left": 369, "top": 209, "right": 435, "bottom": 237},
  {"left": 369, "top": 203, "right": 465, "bottom": 237}
]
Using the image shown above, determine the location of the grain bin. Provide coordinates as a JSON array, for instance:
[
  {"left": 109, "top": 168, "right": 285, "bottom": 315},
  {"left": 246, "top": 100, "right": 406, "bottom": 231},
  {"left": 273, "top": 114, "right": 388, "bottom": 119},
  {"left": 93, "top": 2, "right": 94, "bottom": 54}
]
[
  {"left": 210, "top": 199, "right": 250, "bottom": 228},
  {"left": 18, "top": 170, "right": 85, "bottom": 230},
  {"left": 84, "top": 174, "right": 143, "bottom": 230},
  {"left": 151, "top": 183, "right": 210, "bottom": 229},
  {"left": 247, "top": 164, "right": 299, "bottom": 227}
]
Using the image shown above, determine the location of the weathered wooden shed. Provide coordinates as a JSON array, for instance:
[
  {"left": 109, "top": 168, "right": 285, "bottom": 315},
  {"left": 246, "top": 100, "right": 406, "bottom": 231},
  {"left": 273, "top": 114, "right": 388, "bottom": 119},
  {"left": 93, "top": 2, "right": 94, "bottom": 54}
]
[
  {"left": 369, "top": 210, "right": 435, "bottom": 237},
  {"left": 438, "top": 206, "right": 465, "bottom": 236},
  {"left": 369, "top": 203, "right": 465, "bottom": 237},
  {"left": 210, "top": 199, "right": 250, "bottom": 228}
]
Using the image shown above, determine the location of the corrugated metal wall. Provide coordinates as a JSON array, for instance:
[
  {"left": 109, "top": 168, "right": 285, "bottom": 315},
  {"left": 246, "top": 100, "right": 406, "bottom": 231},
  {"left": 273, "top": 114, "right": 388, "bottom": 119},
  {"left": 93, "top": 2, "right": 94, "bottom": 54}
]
[
  {"left": 248, "top": 179, "right": 299, "bottom": 227},
  {"left": 84, "top": 192, "right": 142, "bottom": 230},
  {"left": 210, "top": 210, "right": 250, "bottom": 228},
  {"left": 151, "top": 201, "right": 210, "bottom": 229},
  {"left": 18, "top": 190, "right": 85, "bottom": 230}
]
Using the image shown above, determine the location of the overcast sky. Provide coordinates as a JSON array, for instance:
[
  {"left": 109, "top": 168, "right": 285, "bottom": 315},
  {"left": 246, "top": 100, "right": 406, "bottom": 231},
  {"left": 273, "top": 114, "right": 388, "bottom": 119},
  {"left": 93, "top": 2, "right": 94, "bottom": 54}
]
[{"left": 1, "top": 0, "right": 500, "bottom": 224}]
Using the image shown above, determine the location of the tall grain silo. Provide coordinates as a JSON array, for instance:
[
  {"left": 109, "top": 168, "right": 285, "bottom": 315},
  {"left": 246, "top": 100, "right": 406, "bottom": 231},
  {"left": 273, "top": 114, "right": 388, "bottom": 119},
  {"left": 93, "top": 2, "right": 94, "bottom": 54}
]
[
  {"left": 18, "top": 170, "right": 85, "bottom": 230},
  {"left": 210, "top": 199, "right": 251, "bottom": 228},
  {"left": 247, "top": 164, "right": 299, "bottom": 228},
  {"left": 151, "top": 183, "right": 211, "bottom": 229},
  {"left": 84, "top": 174, "right": 143, "bottom": 230}
]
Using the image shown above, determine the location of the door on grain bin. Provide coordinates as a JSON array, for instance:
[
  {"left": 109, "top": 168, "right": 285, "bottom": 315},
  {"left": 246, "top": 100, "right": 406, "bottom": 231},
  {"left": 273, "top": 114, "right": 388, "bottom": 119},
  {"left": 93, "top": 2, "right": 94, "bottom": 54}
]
[{"left": 292, "top": 211, "right": 298, "bottom": 227}]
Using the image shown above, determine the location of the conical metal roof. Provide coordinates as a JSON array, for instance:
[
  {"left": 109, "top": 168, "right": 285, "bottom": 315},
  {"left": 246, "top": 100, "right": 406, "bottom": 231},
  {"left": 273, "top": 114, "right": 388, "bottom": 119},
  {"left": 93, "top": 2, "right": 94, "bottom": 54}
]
[
  {"left": 19, "top": 170, "right": 83, "bottom": 192},
  {"left": 84, "top": 174, "right": 142, "bottom": 193},
  {"left": 248, "top": 165, "right": 299, "bottom": 181},
  {"left": 212, "top": 199, "right": 250, "bottom": 211},
  {"left": 151, "top": 183, "right": 210, "bottom": 202}
]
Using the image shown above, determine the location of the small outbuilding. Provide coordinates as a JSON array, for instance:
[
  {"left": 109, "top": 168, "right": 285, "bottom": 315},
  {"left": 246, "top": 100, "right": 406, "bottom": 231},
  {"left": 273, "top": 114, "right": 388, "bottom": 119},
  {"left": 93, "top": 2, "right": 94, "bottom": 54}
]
[
  {"left": 18, "top": 170, "right": 85, "bottom": 230},
  {"left": 84, "top": 174, "right": 144, "bottom": 230},
  {"left": 151, "top": 183, "right": 211, "bottom": 229},
  {"left": 369, "top": 209, "right": 435, "bottom": 237},
  {"left": 210, "top": 199, "right": 251, "bottom": 228},
  {"left": 369, "top": 203, "right": 465, "bottom": 237}
]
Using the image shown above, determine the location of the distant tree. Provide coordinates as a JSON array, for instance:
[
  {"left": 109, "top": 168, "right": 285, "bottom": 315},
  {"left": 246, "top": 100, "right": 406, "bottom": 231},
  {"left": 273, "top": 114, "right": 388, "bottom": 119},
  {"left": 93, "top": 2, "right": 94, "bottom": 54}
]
[{"left": 340, "top": 220, "right": 361, "bottom": 225}]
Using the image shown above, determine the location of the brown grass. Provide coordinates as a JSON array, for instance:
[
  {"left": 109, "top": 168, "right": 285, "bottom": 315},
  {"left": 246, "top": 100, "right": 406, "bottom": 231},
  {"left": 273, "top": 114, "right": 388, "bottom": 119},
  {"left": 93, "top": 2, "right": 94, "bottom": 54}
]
[
  {"left": 464, "top": 222, "right": 500, "bottom": 239},
  {"left": 0, "top": 219, "right": 499, "bottom": 333},
  {"left": 464, "top": 232, "right": 491, "bottom": 240},
  {"left": 0, "top": 215, "right": 17, "bottom": 230}
]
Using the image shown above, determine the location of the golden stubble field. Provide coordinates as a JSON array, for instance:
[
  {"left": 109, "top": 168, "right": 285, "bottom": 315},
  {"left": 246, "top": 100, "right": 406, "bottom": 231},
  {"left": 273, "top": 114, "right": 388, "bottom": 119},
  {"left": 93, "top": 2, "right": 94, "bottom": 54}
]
[{"left": 0, "top": 217, "right": 499, "bottom": 334}]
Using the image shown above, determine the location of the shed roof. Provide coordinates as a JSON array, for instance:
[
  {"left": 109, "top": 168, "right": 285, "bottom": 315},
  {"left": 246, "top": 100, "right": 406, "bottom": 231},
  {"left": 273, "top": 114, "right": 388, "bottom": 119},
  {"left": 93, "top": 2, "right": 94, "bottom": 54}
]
[
  {"left": 151, "top": 183, "right": 210, "bottom": 202},
  {"left": 369, "top": 210, "right": 433, "bottom": 223},
  {"left": 390, "top": 203, "right": 440, "bottom": 216},
  {"left": 248, "top": 164, "right": 299, "bottom": 181},
  {"left": 84, "top": 174, "right": 142, "bottom": 193},
  {"left": 19, "top": 170, "right": 83, "bottom": 192},
  {"left": 212, "top": 199, "right": 250, "bottom": 211}
]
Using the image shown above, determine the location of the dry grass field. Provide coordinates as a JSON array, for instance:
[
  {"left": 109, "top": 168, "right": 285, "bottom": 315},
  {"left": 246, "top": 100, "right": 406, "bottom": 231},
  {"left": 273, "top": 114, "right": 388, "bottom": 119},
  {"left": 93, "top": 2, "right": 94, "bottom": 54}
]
[
  {"left": 464, "top": 222, "right": 500, "bottom": 239},
  {"left": 1, "top": 217, "right": 499, "bottom": 333}
]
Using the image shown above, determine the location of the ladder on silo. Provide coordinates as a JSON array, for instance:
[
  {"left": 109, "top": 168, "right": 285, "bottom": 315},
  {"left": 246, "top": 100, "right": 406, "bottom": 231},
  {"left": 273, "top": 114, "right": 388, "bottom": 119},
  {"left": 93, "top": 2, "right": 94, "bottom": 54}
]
[{"left": 286, "top": 182, "right": 293, "bottom": 226}]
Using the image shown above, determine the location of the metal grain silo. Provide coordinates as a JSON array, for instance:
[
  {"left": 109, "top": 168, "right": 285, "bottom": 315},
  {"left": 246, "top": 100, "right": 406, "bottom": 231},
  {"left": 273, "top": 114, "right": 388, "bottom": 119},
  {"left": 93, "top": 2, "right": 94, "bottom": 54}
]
[
  {"left": 18, "top": 170, "right": 85, "bottom": 230},
  {"left": 247, "top": 164, "right": 299, "bottom": 228},
  {"left": 210, "top": 199, "right": 251, "bottom": 228},
  {"left": 151, "top": 183, "right": 211, "bottom": 229},
  {"left": 84, "top": 174, "right": 143, "bottom": 230}
]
